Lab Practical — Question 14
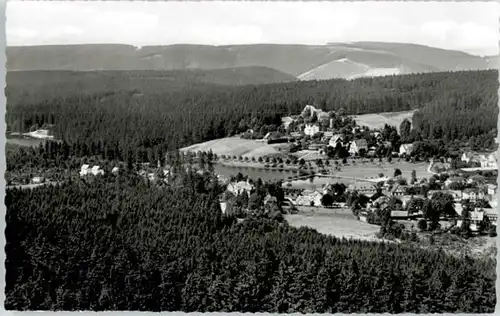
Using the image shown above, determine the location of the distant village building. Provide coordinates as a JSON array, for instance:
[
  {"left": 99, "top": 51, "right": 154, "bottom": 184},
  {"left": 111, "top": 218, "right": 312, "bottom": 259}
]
[
  {"left": 79, "top": 164, "right": 90, "bottom": 177},
  {"left": 295, "top": 190, "right": 323, "bottom": 207},
  {"left": 304, "top": 124, "right": 320, "bottom": 136},
  {"left": 328, "top": 134, "right": 345, "bottom": 147},
  {"left": 80, "top": 164, "right": 104, "bottom": 177},
  {"left": 91, "top": 166, "right": 105, "bottom": 176},
  {"left": 349, "top": 139, "right": 368, "bottom": 156},
  {"left": 390, "top": 184, "right": 406, "bottom": 196},
  {"left": 24, "top": 129, "right": 55, "bottom": 140},
  {"left": 322, "top": 131, "right": 334, "bottom": 142},
  {"left": 487, "top": 184, "right": 497, "bottom": 196},
  {"left": 462, "top": 188, "right": 485, "bottom": 202},
  {"left": 348, "top": 182, "right": 377, "bottom": 197},
  {"left": 31, "top": 176, "right": 45, "bottom": 184},
  {"left": 399, "top": 143, "right": 413, "bottom": 156},
  {"left": 461, "top": 152, "right": 498, "bottom": 169},
  {"left": 399, "top": 194, "right": 425, "bottom": 210},
  {"left": 372, "top": 132, "right": 383, "bottom": 141},
  {"left": 227, "top": 181, "right": 253, "bottom": 197}
]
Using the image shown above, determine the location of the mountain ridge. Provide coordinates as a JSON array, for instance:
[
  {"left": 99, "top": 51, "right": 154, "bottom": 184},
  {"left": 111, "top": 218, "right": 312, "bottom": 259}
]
[{"left": 7, "top": 42, "right": 497, "bottom": 80}]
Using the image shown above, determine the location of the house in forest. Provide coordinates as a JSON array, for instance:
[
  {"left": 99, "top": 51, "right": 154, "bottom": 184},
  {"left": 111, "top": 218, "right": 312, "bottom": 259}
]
[
  {"left": 79, "top": 164, "right": 90, "bottom": 176},
  {"left": 227, "top": 181, "right": 253, "bottom": 197},
  {"left": 31, "top": 176, "right": 45, "bottom": 184},
  {"left": 91, "top": 166, "right": 105, "bottom": 176},
  {"left": 348, "top": 139, "right": 368, "bottom": 156}
]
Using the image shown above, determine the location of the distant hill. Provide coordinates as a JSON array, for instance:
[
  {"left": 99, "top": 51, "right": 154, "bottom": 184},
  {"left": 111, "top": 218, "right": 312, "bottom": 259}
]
[
  {"left": 6, "top": 67, "right": 297, "bottom": 102},
  {"left": 7, "top": 42, "right": 496, "bottom": 80}
]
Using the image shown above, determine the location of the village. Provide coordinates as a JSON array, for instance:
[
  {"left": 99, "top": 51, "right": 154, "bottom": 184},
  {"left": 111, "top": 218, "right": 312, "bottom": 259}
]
[
  {"left": 213, "top": 104, "right": 499, "bottom": 242},
  {"left": 11, "top": 104, "right": 499, "bottom": 245}
]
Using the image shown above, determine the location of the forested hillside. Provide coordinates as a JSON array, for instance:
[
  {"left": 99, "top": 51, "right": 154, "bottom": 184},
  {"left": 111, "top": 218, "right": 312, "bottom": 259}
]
[
  {"left": 5, "top": 171, "right": 496, "bottom": 312},
  {"left": 6, "top": 68, "right": 296, "bottom": 103},
  {"left": 7, "top": 69, "right": 497, "bottom": 161},
  {"left": 7, "top": 42, "right": 493, "bottom": 80}
]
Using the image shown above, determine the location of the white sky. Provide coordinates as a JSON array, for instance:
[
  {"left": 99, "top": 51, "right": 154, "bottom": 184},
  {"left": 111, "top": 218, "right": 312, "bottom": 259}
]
[{"left": 6, "top": 1, "right": 500, "bottom": 56}]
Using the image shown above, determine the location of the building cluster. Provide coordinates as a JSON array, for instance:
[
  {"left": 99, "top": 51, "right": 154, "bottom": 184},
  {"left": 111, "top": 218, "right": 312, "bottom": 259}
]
[
  {"left": 79, "top": 164, "right": 105, "bottom": 177},
  {"left": 257, "top": 105, "right": 413, "bottom": 160},
  {"left": 460, "top": 152, "right": 498, "bottom": 170}
]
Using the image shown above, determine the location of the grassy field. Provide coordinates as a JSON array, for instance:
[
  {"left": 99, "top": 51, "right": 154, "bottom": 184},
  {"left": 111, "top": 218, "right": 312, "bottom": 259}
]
[
  {"left": 180, "top": 136, "right": 289, "bottom": 158},
  {"left": 285, "top": 207, "right": 381, "bottom": 242},
  {"left": 351, "top": 110, "right": 415, "bottom": 131},
  {"left": 333, "top": 160, "right": 433, "bottom": 180},
  {"left": 285, "top": 207, "right": 497, "bottom": 259},
  {"left": 284, "top": 160, "right": 433, "bottom": 190}
]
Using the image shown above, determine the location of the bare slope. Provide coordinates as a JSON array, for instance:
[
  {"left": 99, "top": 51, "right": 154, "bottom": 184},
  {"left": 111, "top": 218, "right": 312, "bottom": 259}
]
[{"left": 180, "top": 136, "right": 280, "bottom": 158}]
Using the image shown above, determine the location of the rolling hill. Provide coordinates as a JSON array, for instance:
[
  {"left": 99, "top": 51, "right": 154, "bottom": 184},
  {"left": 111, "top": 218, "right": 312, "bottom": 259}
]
[
  {"left": 7, "top": 42, "right": 497, "bottom": 81},
  {"left": 6, "top": 67, "right": 297, "bottom": 102}
]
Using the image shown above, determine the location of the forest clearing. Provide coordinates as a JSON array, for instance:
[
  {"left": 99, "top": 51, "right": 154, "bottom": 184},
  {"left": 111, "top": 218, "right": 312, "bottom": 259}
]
[
  {"left": 351, "top": 110, "right": 416, "bottom": 132},
  {"left": 285, "top": 207, "right": 381, "bottom": 242}
]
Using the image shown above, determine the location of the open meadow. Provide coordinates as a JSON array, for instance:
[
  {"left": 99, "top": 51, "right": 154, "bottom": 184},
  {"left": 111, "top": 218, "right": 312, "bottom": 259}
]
[
  {"left": 333, "top": 160, "right": 433, "bottom": 180},
  {"left": 180, "top": 136, "right": 289, "bottom": 157},
  {"left": 285, "top": 207, "right": 381, "bottom": 242},
  {"left": 351, "top": 110, "right": 415, "bottom": 131}
]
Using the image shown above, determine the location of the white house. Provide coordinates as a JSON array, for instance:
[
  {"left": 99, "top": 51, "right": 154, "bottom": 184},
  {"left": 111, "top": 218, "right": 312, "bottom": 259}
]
[
  {"left": 219, "top": 201, "right": 228, "bottom": 214},
  {"left": 295, "top": 190, "right": 323, "bottom": 206},
  {"left": 487, "top": 184, "right": 497, "bottom": 196},
  {"left": 31, "top": 176, "right": 45, "bottom": 184},
  {"left": 399, "top": 143, "right": 413, "bottom": 156},
  {"left": 227, "top": 181, "right": 253, "bottom": 197},
  {"left": 304, "top": 124, "right": 320, "bottom": 136},
  {"left": 328, "top": 134, "right": 345, "bottom": 147},
  {"left": 461, "top": 152, "right": 498, "bottom": 169},
  {"left": 91, "top": 166, "right": 105, "bottom": 176},
  {"left": 79, "top": 164, "right": 90, "bottom": 177},
  {"left": 462, "top": 189, "right": 485, "bottom": 201},
  {"left": 480, "top": 153, "right": 497, "bottom": 169},
  {"left": 349, "top": 139, "right": 368, "bottom": 156}
]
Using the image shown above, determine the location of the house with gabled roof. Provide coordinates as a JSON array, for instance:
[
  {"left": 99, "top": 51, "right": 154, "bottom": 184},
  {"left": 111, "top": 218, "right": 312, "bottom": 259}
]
[{"left": 349, "top": 139, "right": 368, "bottom": 156}]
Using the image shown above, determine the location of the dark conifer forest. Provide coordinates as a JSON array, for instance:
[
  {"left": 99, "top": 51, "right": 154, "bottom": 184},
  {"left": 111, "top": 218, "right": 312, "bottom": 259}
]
[
  {"left": 6, "top": 69, "right": 498, "bottom": 160},
  {"left": 5, "top": 172, "right": 497, "bottom": 312},
  {"left": 5, "top": 69, "right": 498, "bottom": 312}
]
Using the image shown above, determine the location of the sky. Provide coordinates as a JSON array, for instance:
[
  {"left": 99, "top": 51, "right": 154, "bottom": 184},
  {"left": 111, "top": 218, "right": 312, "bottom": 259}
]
[{"left": 6, "top": 1, "right": 500, "bottom": 56}]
